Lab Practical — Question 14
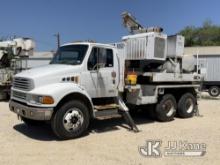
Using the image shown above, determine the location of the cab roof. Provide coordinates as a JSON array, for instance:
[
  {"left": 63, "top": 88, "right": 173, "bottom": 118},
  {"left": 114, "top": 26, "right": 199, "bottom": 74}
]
[{"left": 61, "top": 42, "right": 116, "bottom": 49}]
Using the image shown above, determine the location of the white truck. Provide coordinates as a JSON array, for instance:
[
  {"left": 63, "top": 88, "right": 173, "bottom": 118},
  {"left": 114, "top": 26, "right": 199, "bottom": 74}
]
[
  {"left": 0, "top": 38, "right": 35, "bottom": 100},
  {"left": 0, "top": 38, "right": 53, "bottom": 100},
  {"left": 9, "top": 12, "right": 201, "bottom": 139}
]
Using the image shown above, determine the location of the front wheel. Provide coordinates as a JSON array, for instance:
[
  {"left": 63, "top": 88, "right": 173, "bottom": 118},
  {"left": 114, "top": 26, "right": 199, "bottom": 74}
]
[
  {"left": 51, "top": 100, "right": 90, "bottom": 140},
  {"left": 155, "top": 94, "right": 176, "bottom": 122},
  {"left": 177, "top": 93, "right": 196, "bottom": 118}
]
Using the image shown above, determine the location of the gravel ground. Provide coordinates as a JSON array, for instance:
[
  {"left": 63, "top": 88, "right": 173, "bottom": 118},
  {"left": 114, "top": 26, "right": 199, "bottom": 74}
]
[{"left": 0, "top": 93, "right": 219, "bottom": 165}]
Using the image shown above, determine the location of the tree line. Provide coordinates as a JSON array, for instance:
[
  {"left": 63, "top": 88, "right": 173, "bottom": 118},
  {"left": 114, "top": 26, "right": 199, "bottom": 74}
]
[{"left": 179, "top": 20, "right": 220, "bottom": 46}]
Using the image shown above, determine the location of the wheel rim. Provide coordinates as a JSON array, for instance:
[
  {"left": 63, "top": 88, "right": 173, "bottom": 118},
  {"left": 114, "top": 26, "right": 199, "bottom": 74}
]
[
  {"left": 162, "top": 100, "right": 175, "bottom": 117},
  {"left": 63, "top": 108, "right": 84, "bottom": 132},
  {"left": 211, "top": 88, "right": 218, "bottom": 96},
  {"left": 185, "top": 98, "right": 194, "bottom": 113}
]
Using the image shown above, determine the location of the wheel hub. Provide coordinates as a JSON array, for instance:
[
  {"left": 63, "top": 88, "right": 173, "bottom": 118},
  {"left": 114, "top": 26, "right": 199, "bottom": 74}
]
[
  {"left": 211, "top": 88, "right": 218, "bottom": 95},
  {"left": 71, "top": 116, "right": 78, "bottom": 124},
  {"left": 162, "top": 100, "right": 175, "bottom": 117},
  {"left": 63, "top": 108, "right": 84, "bottom": 132}
]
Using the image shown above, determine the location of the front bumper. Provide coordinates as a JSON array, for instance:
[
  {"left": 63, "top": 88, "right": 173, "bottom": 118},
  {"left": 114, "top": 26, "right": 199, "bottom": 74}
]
[{"left": 9, "top": 100, "right": 54, "bottom": 120}]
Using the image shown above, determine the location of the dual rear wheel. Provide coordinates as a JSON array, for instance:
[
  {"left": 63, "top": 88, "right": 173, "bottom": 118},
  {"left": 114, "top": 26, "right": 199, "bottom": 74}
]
[{"left": 155, "top": 93, "right": 196, "bottom": 122}]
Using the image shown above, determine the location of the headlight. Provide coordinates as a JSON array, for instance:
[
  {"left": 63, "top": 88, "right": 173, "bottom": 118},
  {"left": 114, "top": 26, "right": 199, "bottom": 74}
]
[{"left": 28, "top": 95, "right": 54, "bottom": 104}]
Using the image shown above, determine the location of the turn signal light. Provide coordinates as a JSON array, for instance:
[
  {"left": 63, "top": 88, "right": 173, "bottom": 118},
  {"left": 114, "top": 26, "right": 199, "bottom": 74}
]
[{"left": 42, "top": 96, "right": 54, "bottom": 104}]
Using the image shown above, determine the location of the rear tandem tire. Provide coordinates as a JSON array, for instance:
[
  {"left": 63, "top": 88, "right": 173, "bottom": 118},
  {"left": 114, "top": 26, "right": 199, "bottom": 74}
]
[
  {"left": 51, "top": 100, "right": 90, "bottom": 140},
  {"left": 155, "top": 94, "right": 176, "bottom": 122},
  {"left": 177, "top": 93, "right": 196, "bottom": 118}
]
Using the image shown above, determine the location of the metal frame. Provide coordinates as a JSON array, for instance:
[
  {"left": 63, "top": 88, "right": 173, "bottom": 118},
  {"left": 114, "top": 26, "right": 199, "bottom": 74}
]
[{"left": 126, "top": 84, "right": 200, "bottom": 105}]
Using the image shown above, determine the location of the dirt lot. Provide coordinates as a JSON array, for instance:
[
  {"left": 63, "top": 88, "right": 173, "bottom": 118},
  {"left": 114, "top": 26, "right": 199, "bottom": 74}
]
[{"left": 0, "top": 93, "right": 219, "bottom": 165}]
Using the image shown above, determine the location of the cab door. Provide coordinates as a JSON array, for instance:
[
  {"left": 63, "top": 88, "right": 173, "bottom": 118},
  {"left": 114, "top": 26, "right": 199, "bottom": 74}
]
[{"left": 86, "top": 47, "right": 118, "bottom": 98}]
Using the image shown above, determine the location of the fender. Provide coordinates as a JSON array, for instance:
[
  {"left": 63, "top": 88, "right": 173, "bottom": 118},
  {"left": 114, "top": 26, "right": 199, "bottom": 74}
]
[{"left": 28, "top": 83, "right": 94, "bottom": 110}]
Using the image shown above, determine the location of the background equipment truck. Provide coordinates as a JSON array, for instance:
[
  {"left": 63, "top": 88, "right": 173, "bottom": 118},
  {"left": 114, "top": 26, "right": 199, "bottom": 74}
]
[
  {"left": 184, "top": 46, "right": 220, "bottom": 97},
  {"left": 0, "top": 38, "right": 35, "bottom": 100},
  {"left": 9, "top": 12, "right": 201, "bottom": 139},
  {"left": 0, "top": 38, "right": 53, "bottom": 100},
  {"left": 198, "top": 54, "right": 220, "bottom": 97}
]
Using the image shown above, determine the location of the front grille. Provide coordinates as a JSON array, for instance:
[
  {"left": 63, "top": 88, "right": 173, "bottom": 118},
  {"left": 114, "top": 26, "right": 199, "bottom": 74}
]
[
  {"left": 13, "top": 77, "right": 33, "bottom": 91},
  {"left": 12, "top": 91, "right": 27, "bottom": 100}
]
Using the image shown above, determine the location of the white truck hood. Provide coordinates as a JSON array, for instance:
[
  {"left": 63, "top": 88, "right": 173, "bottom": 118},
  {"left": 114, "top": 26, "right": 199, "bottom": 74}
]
[{"left": 15, "top": 64, "right": 81, "bottom": 88}]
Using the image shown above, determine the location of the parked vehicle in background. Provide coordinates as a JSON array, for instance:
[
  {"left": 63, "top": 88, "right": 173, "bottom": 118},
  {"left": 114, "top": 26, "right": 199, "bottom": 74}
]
[
  {"left": 185, "top": 46, "right": 220, "bottom": 97},
  {"left": 0, "top": 38, "right": 53, "bottom": 100},
  {"left": 9, "top": 12, "right": 201, "bottom": 139}
]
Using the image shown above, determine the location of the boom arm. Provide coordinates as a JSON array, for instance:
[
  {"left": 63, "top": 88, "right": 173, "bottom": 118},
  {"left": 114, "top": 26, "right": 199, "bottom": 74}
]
[
  {"left": 121, "top": 11, "right": 143, "bottom": 34},
  {"left": 121, "top": 11, "right": 163, "bottom": 34}
]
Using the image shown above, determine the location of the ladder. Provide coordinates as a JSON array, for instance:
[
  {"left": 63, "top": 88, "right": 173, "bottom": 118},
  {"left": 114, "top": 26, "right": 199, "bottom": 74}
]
[{"left": 94, "top": 98, "right": 139, "bottom": 132}]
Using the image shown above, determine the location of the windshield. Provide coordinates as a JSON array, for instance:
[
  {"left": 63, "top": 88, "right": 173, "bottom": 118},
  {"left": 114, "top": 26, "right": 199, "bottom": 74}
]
[{"left": 51, "top": 45, "right": 88, "bottom": 65}]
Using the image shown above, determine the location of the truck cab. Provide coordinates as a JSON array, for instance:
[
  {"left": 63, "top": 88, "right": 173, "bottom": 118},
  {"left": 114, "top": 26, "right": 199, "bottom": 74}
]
[{"left": 9, "top": 42, "right": 122, "bottom": 139}]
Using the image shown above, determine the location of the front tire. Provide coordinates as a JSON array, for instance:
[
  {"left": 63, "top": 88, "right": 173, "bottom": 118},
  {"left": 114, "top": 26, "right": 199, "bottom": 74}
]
[
  {"left": 155, "top": 94, "right": 176, "bottom": 122},
  {"left": 51, "top": 100, "right": 90, "bottom": 140},
  {"left": 208, "top": 86, "right": 220, "bottom": 97},
  {"left": 177, "top": 93, "right": 196, "bottom": 118}
]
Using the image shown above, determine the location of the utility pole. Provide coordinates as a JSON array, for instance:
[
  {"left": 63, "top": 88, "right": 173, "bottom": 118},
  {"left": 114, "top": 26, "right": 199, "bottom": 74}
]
[{"left": 54, "top": 33, "right": 60, "bottom": 49}]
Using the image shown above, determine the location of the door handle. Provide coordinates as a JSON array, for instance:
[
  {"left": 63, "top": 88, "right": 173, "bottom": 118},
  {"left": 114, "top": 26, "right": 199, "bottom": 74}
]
[{"left": 111, "top": 71, "right": 116, "bottom": 84}]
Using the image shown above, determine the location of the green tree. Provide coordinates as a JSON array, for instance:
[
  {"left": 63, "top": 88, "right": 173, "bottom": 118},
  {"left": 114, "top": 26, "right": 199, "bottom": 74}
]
[{"left": 179, "top": 20, "right": 220, "bottom": 46}]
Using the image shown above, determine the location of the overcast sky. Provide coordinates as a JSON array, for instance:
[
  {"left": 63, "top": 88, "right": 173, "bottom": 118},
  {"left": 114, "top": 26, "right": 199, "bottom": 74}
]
[{"left": 0, "top": 0, "right": 219, "bottom": 51}]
